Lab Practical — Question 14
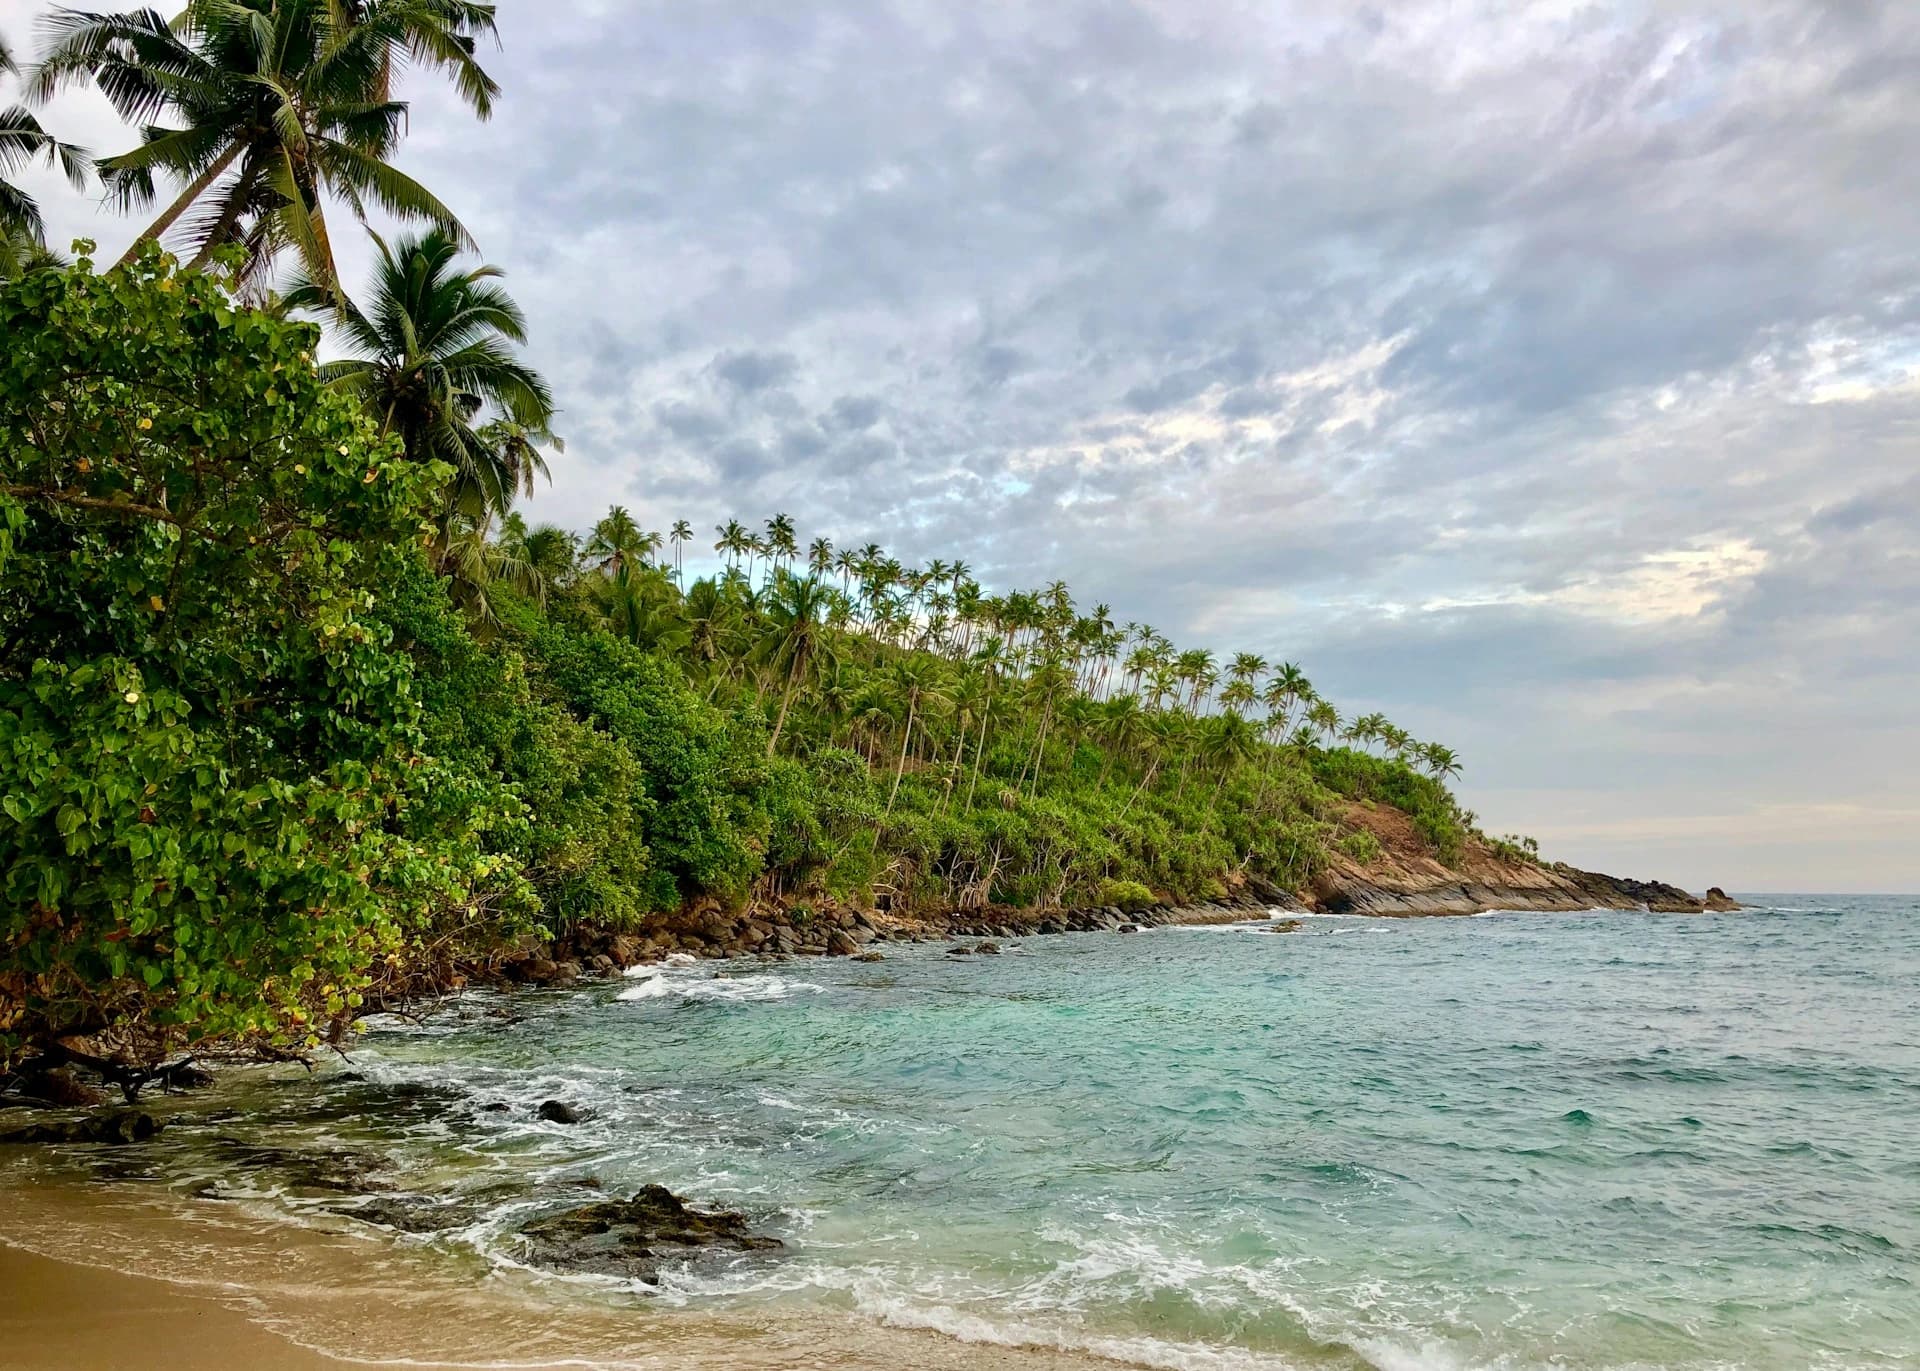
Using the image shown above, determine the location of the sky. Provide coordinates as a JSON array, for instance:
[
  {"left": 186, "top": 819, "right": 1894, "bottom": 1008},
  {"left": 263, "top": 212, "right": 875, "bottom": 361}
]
[{"left": 6, "top": 1, "right": 1917, "bottom": 892}]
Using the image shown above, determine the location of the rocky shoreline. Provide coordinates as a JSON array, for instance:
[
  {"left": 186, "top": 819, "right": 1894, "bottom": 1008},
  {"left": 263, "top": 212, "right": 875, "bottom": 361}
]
[
  {"left": 482, "top": 869, "right": 1740, "bottom": 986},
  {"left": 1309, "top": 868, "right": 1742, "bottom": 918}
]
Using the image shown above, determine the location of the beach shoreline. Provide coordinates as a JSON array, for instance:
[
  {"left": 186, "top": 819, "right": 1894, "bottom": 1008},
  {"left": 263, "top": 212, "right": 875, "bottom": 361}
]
[{"left": 0, "top": 1175, "right": 1139, "bottom": 1371}]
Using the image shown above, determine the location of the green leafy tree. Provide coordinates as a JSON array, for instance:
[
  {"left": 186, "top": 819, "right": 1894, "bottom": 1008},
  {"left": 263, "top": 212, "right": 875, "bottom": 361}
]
[{"left": 0, "top": 245, "right": 518, "bottom": 1065}]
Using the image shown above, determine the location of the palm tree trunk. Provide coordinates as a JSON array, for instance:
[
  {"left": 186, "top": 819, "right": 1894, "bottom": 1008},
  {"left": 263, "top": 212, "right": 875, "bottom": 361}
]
[
  {"left": 1119, "top": 758, "right": 1160, "bottom": 818},
  {"left": 116, "top": 144, "right": 244, "bottom": 267},
  {"left": 766, "top": 663, "right": 802, "bottom": 756},
  {"left": 965, "top": 700, "right": 992, "bottom": 811},
  {"left": 885, "top": 691, "right": 917, "bottom": 818},
  {"left": 1025, "top": 704, "right": 1053, "bottom": 798},
  {"left": 185, "top": 165, "right": 264, "bottom": 273}
]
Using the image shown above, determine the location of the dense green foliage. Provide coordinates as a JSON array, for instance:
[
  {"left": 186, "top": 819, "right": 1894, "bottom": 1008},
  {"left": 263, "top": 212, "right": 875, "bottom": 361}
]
[{"left": 0, "top": 247, "right": 520, "bottom": 1060}]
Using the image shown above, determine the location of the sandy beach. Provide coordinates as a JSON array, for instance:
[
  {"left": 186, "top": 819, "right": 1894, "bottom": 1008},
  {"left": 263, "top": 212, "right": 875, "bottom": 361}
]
[{"left": 0, "top": 1243, "right": 421, "bottom": 1371}]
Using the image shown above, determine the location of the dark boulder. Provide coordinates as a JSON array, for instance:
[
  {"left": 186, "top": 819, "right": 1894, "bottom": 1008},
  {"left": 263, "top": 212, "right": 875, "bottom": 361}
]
[
  {"left": 974, "top": 941, "right": 1001, "bottom": 955},
  {"left": 19, "top": 1068, "right": 106, "bottom": 1108},
  {"left": 853, "top": 951, "right": 886, "bottom": 963},
  {"left": 537, "top": 1100, "right": 582, "bottom": 1125},
  {"left": 946, "top": 945, "right": 974, "bottom": 956},
  {"left": 517, "top": 1184, "right": 782, "bottom": 1284},
  {"left": 825, "top": 930, "right": 860, "bottom": 957}
]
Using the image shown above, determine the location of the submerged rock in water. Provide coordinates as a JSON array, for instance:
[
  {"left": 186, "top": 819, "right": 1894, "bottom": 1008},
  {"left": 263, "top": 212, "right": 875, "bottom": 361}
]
[
  {"left": 0, "top": 1111, "right": 162, "bottom": 1145},
  {"left": 974, "top": 940, "right": 1001, "bottom": 955},
  {"left": 337, "top": 1194, "right": 476, "bottom": 1234},
  {"left": 517, "top": 1184, "right": 782, "bottom": 1283},
  {"left": 537, "top": 1099, "right": 582, "bottom": 1124}
]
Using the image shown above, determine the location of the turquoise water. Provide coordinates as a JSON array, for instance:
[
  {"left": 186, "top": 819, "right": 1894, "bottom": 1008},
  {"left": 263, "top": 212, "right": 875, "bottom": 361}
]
[{"left": 47, "top": 898, "right": 1920, "bottom": 1369}]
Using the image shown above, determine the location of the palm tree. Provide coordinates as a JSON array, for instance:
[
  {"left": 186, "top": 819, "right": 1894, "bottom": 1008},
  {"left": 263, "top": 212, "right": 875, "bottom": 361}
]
[
  {"left": 331, "top": 0, "right": 502, "bottom": 115},
  {"left": 286, "top": 227, "right": 555, "bottom": 525},
  {"left": 757, "top": 572, "right": 837, "bottom": 755},
  {"left": 0, "top": 226, "right": 67, "bottom": 280},
  {"left": 599, "top": 562, "right": 689, "bottom": 655},
  {"left": 764, "top": 513, "right": 797, "bottom": 574},
  {"left": 883, "top": 657, "right": 949, "bottom": 817},
  {"left": 587, "top": 505, "right": 643, "bottom": 571},
  {"left": 0, "top": 36, "right": 90, "bottom": 250},
  {"left": 34, "top": 0, "right": 480, "bottom": 294},
  {"left": 434, "top": 508, "right": 537, "bottom": 626},
  {"left": 669, "top": 519, "right": 693, "bottom": 581},
  {"left": 1420, "top": 742, "right": 1463, "bottom": 782},
  {"left": 714, "top": 519, "right": 750, "bottom": 569}
]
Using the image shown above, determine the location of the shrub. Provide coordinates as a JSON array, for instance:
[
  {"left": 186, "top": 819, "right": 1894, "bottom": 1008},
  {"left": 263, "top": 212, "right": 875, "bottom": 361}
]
[
  {"left": 1340, "top": 830, "right": 1383, "bottom": 864},
  {"left": 1097, "top": 878, "right": 1155, "bottom": 910}
]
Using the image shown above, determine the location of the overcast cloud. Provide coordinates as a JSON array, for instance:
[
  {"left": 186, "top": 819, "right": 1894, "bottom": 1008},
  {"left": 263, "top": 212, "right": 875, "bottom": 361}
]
[{"left": 8, "top": 0, "right": 1917, "bottom": 890}]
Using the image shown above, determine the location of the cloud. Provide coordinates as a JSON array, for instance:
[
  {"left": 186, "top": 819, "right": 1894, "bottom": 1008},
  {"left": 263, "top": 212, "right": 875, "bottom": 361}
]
[{"left": 8, "top": 0, "right": 1919, "bottom": 888}]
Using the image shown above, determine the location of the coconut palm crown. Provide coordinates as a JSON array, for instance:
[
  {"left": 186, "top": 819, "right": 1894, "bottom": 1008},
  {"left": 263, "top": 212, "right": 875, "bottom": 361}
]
[{"left": 286, "top": 225, "right": 556, "bottom": 523}]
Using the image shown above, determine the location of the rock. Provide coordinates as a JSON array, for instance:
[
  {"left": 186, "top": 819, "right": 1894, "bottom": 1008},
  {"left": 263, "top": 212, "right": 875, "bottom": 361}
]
[
  {"left": 1703, "top": 887, "right": 1742, "bottom": 911},
  {"left": 853, "top": 951, "right": 885, "bottom": 963},
  {"left": 974, "top": 941, "right": 1001, "bottom": 955},
  {"left": 589, "top": 954, "right": 616, "bottom": 974},
  {"left": 166, "top": 1063, "right": 217, "bottom": 1091},
  {"left": 517, "top": 1184, "right": 782, "bottom": 1284},
  {"left": 0, "top": 1111, "right": 162, "bottom": 1145},
  {"left": 20, "top": 1068, "right": 106, "bottom": 1108},
  {"left": 520, "top": 958, "right": 560, "bottom": 984},
  {"left": 1116, "top": 923, "right": 1140, "bottom": 934},
  {"left": 946, "top": 945, "right": 974, "bottom": 956},
  {"left": 825, "top": 930, "right": 860, "bottom": 957},
  {"left": 339, "top": 1195, "right": 474, "bottom": 1234},
  {"left": 537, "top": 1100, "right": 582, "bottom": 1125},
  {"left": 1273, "top": 919, "right": 1305, "bottom": 933}
]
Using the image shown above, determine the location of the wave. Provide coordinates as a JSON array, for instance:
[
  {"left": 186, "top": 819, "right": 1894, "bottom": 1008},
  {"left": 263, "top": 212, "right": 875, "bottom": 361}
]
[{"left": 616, "top": 968, "right": 825, "bottom": 1004}]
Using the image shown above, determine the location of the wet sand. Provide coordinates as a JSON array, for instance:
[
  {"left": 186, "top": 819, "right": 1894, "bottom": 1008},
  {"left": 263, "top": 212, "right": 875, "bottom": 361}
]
[
  {"left": 0, "top": 1177, "right": 1132, "bottom": 1371},
  {"left": 0, "top": 1243, "right": 457, "bottom": 1371}
]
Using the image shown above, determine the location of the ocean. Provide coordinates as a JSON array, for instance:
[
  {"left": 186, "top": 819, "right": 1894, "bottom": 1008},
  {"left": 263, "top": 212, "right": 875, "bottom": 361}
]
[{"left": 4, "top": 896, "right": 1916, "bottom": 1370}]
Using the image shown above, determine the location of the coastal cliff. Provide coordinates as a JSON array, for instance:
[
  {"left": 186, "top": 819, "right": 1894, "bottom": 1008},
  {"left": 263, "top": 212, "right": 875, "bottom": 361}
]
[{"left": 1305, "top": 797, "right": 1737, "bottom": 916}]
